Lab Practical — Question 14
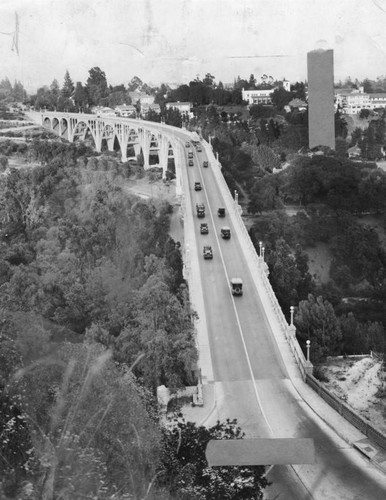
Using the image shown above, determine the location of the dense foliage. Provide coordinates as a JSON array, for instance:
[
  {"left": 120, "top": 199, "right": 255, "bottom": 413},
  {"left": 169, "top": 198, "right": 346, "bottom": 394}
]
[
  {"left": 0, "top": 139, "right": 197, "bottom": 497},
  {"left": 0, "top": 137, "right": 269, "bottom": 498},
  {"left": 158, "top": 415, "right": 268, "bottom": 499},
  {"left": 248, "top": 156, "right": 386, "bottom": 362}
]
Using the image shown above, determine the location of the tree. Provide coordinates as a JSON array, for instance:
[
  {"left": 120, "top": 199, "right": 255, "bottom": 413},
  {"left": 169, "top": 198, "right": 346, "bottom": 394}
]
[
  {"left": 11, "top": 342, "right": 164, "bottom": 499},
  {"left": 12, "top": 81, "right": 26, "bottom": 102},
  {"left": 61, "top": 70, "right": 74, "bottom": 99},
  {"left": 359, "top": 108, "right": 370, "bottom": 120},
  {"left": 335, "top": 137, "right": 348, "bottom": 158},
  {"left": 295, "top": 294, "right": 342, "bottom": 363},
  {"left": 350, "top": 127, "right": 362, "bottom": 146},
  {"left": 0, "top": 77, "right": 13, "bottom": 100},
  {"left": 270, "top": 87, "right": 292, "bottom": 110},
  {"left": 165, "top": 107, "right": 182, "bottom": 128},
  {"left": 86, "top": 67, "right": 108, "bottom": 106},
  {"left": 335, "top": 110, "right": 348, "bottom": 138},
  {"left": 73, "top": 82, "right": 89, "bottom": 111},
  {"left": 203, "top": 73, "right": 215, "bottom": 86},
  {"left": 48, "top": 79, "right": 60, "bottom": 110},
  {"left": 248, "top": 74, "right": 256, "bottom": 89},
  {"left": 254, "top": 144, "right": 280, "bottom": 172},
  {"left": 362, "top": 78, "right": 373, "bottom": 93},
  {"left": 290, "top": 82, "right": 306, "bottom": 100},
  {"left": 157, "top": 415, "right": 269, "bottom": 499},
  {"left": 116, "top": 273, "right": 198, "bottom": 393},
  {"left": 127, "top": 75, "right": 143, "bottom": 91},
  {"left": 267, "top": 238, "right": 302, "bottom": 315}
]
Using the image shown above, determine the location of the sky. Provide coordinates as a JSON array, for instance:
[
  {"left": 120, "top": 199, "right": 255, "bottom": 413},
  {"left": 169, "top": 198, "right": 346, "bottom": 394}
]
[{"left": 1, "top": 0, "right": 386, "bottom": 92}]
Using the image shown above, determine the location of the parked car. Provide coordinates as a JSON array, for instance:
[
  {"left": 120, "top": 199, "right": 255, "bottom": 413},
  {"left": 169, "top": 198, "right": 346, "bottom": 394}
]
[
  {"left": 200, "top": 223, "right": 209, "bottom": 234},
  {"left": 194, "top": 182, "right": 202, "bottom": 191},
  {"left": 188, "top": 151, "right": 193, "bottom": 158},
  {"left": 217, "top": 208, "right": 225, "bottom": 217},
  {"left": 185, "top": 142, "right": 190, "bottom": 148},
  {"left": 230, "top": 278, "right": 243, "bottom": 296},
  {"left": 203, "top": 161, "right": 209, "bottom": 168},
  {"left": 189, "top": 160, "right": 194, "bottom": 166},
  {"left": 196, "top": 146, "right": 202, "bottom": 152}
]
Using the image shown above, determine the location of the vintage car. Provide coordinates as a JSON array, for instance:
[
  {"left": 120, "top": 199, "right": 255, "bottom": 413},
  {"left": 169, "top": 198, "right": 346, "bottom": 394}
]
[
  {"left": 230, "top": 278, "right": 243, "bottom": 296},
  {"left": 203, "top": 245, "right": 213, "bottom": 259},
  {"left": 220, "top": 226, "right": 231, "bottom": 239},
  {"left": 200, "top": 223, "right": 209, "bottom": 234}
]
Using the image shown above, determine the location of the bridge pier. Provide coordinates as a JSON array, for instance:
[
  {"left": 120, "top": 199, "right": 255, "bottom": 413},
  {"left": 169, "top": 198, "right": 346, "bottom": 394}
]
[
  {"left": 33, "top": 112, "right": 188, "bottom": 194},
  {"left": 139, "top": 128, "right": 152, "bottom": 169},
  {"left": 158, "top": 134, "right": 169, "bottom": 179}
]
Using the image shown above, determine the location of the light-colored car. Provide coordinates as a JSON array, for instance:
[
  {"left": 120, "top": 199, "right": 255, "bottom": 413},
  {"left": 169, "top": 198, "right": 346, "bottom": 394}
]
[{"left": 230, "top": 278, "right": 243, "bottom": 296}]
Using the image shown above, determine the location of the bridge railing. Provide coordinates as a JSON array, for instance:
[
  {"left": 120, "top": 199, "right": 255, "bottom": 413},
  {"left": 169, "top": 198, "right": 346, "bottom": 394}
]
[{"left": 201, "top": 138, "right": 312, "bottom": 380}]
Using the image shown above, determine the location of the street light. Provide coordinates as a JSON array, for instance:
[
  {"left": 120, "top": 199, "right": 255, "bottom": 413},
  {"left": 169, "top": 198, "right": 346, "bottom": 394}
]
[
  {"left": 259, "top": 241, "right": 262, "bottom": 257},
  {"left": 306, "top": 340, "right": 311, "bottom": 362},
  {"left": 262, "top": 246, "right": 265, "bottom": 260},
  {"left": 290, "top": 306, "right": 294, "bottom": 325}
]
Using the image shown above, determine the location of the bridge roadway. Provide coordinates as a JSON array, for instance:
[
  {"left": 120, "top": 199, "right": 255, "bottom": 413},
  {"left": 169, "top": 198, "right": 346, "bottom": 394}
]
[
  {"left": 32, "top": 113, "right": 386, "bottom": 497},
  {"left": 177, "top": 135, "right": 386, "bottom": 498}
]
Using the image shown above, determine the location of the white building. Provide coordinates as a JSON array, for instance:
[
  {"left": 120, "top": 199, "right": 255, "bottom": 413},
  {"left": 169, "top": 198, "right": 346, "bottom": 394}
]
[
  {"left": 335, "top": 86, "right": 386, "bottom": 114},
  {"left": 241, "top": 80, "right": 291, "bottom": 105},
  {"left": 242, "top": 88, "right": 274, "bottom": 105},
  {"left": 141, "top": 103, "right": 161, "bottom": 115},
  {"left": 115, "top": 104, "right": 137, "bottom": 117},
  {"left": 166, "top": 101, "right": 193, "bottom": 117},
  {"left": 128, "top": 91, "right": 155, "bottom": 106}
]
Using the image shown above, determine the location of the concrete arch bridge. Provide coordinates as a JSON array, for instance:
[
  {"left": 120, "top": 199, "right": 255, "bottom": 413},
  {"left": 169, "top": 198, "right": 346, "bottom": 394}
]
[{"left": 29, "top": 111, "right": 197, "bottom": 191}]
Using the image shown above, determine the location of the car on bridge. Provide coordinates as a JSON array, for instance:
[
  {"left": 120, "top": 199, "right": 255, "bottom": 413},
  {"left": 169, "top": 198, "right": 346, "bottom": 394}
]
[
  {"left": 185, "top": 142, "right": 190, "bottom": 148},
  {"left": 217, "top": 207, "right": 226, "bottom": 217},
  {"left": 196, "top": 203, "right": 205, "bottom": 217},
  {"left": 203, "top": 246, "right": 213, "bottom": 259},
  {"left": 203, "top": 161, "right": 209, "bottom": 168},
  {"left": 194, "top": 182, "right": 202, "bottom": 191},
  {"left": 196, "top": 145, "right": 202, "bottom": 152},
  {"left": 188, "top": 151, "right": 194, "bottom": 159},
  {"left": 189, "top": 160, "right": 194, "bottom": 166},
  {"left": 230, "top": 278, "right": 243, "bottom": 296},
  {"left": 200, "top": 223, "right": 209, "bottom": 234},
  {"left": 220, "top": 226, "right": 231, "bottom": 239}
]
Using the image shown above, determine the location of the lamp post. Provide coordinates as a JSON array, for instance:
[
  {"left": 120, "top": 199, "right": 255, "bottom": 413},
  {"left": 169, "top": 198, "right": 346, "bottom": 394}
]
[
  {"left": 290, "top": 306, "right": 294, "bottom": 326},
  {"left": 306, "top": 340, "right": 311, "bottom": 362},
  {"left": 259, "top": 241, "right": 262, "bottom": 257},
  {"left": 262, "top": 246, "right": 265, "bottom": 260}
]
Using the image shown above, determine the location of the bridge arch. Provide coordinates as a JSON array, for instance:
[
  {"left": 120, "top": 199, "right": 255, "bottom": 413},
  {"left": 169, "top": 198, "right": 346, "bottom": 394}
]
[
  {"left": 43, "top": 116, "right": 51, "bottom": 129},
  {"left": 69, "top": 120, "right": 98, "bottom": 150},
  {"left": 60, "top": 118, "right": 69, "bottom": 140},
  {"left": 35, "top": 111, "right": 190, "bottom": 185}
]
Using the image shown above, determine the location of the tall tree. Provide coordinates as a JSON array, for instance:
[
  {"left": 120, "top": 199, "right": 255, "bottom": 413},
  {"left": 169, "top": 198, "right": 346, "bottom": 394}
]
[
  {"left": 49, "top": 79, "right": 60, "bottom": 108},
  {"left": 295, "top": 294, "right": 342, "bottom": 363},
  {"left": 86, "top": 67, "right": 108, "bottom": 106},
  {"left": 61, "top": 70, "right": 74, "bottom": 99},
  {"left": 73, "top": 81, "right": 89, "bottom": 110}
]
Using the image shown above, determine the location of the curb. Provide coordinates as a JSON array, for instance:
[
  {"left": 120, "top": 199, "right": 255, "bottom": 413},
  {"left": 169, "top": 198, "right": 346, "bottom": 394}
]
[{"left": 199, "top": 382, "right": 217, "bottom": 426}]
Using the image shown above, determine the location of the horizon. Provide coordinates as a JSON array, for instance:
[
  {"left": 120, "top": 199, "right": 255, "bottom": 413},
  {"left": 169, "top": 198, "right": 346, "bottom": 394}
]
[{"left": 1, "top": 0, "right": 386, "bottom": 93}]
